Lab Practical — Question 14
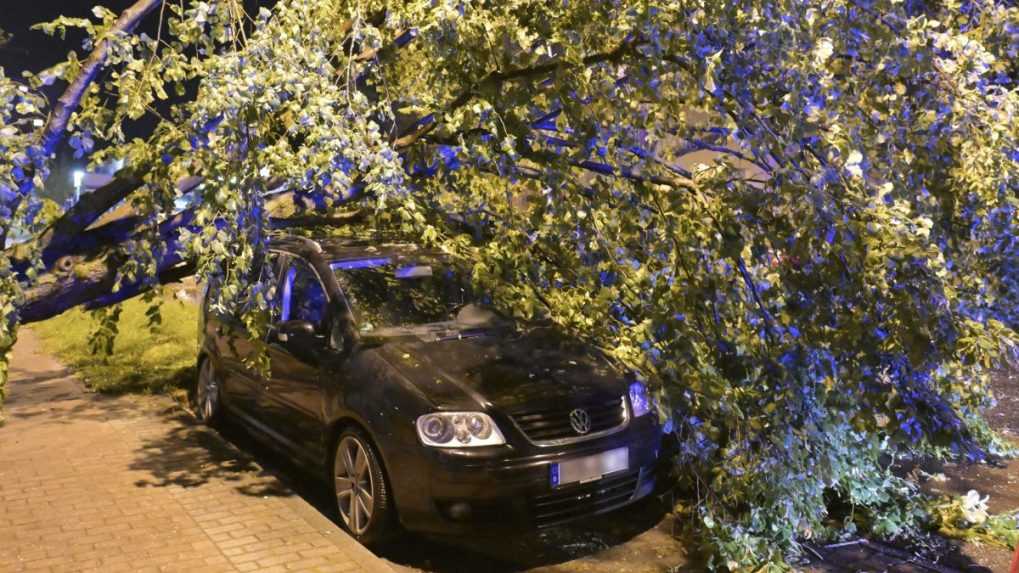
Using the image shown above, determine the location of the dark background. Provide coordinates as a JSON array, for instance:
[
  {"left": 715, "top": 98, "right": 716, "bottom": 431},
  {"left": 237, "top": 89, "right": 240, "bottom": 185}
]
[{"left": 1, "top": 1, "right": 140, "bottom": 75}]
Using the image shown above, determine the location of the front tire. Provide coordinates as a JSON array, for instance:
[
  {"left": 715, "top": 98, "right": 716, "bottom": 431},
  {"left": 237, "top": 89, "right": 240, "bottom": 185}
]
[
  {"left": 333, "top": 428, "right": 394, "bottom": 546},
  {"left": 195, "top": 358, "right": 223, "bottom": 426}
]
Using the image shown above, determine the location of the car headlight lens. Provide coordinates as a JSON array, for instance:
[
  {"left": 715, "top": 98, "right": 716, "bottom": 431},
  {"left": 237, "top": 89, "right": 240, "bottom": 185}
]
[
  {"left": 416, "top": 412, "right": 506, "bottom": 447},
  {"left": 629, "top": 381, "right": 652, "bottom": 417},
  {"left": 419, "top": 414, "right": 454, "bottom": 443}
]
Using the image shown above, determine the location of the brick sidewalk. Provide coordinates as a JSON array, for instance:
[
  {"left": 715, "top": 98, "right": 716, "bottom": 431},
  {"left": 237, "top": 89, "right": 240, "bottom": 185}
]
[{"left": 0, "top": 329, "right": 393, "bottom": 573}]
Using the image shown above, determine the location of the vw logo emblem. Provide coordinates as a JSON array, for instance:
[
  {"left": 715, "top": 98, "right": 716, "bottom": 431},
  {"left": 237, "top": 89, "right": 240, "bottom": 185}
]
[{"left": 569, "top": 409, "right": 591, "bottom": 434}]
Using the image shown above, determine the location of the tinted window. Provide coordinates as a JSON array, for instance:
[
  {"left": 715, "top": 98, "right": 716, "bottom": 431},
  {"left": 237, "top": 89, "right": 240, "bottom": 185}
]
[{"left": 281, "top": 261, "right": 328, "bottom": 327}]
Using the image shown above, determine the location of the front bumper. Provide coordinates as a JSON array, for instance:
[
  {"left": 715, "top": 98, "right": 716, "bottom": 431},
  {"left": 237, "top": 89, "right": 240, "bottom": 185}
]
[{"left": 391, "top": 413, "right": 664, "bottom": 535}]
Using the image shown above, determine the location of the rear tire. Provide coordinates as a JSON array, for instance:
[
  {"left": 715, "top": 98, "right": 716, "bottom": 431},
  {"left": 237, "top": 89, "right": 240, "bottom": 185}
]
[
  {"left": 194, "top": 358, "right": 223, "bottom": 426},
  {"left": 332, "top": 427, "right": 395, "bottom": 547}
]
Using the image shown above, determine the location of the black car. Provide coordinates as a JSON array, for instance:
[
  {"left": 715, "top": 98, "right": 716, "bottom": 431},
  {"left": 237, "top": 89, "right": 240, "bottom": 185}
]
[{"left": 197, "top": 235, "right": 663, "bottom": 545}]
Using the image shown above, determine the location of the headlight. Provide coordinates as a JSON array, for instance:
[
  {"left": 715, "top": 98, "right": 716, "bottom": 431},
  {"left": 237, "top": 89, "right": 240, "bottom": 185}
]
[
  {"left": 629, "top": 381, "right": 652, "bottom": 417},
  {"left": 416, "top": 412, "right": 506, "bottom": 447}
]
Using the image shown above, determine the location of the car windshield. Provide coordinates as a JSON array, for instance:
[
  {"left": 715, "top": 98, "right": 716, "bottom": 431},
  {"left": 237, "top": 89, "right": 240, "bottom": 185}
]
[{"left": 331, "top": 256, "right": 486, "bottom": 334}]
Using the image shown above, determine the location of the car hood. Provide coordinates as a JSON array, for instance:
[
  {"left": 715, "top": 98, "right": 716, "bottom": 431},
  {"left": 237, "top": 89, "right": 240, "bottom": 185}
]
[{"left": 369, "top": 327, "right": 626, "bottom": 412}]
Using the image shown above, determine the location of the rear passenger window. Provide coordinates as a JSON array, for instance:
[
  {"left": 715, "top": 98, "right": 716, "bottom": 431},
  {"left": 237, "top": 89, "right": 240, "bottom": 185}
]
[{"left": 281, "top": 261, "right": 328, "bottom": 329}]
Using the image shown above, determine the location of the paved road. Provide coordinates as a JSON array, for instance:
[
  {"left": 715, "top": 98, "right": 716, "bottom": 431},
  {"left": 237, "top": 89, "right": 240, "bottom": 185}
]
[{"left": 0, "top": 329, "right": 392, "bottom": 573}]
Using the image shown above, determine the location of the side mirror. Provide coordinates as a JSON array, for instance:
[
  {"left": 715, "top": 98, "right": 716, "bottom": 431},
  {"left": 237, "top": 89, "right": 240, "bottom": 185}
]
[
  {"left": 329, "top": 320, "right": 358, "bottom": 353},
  {"left": 329, "top": 322, "right": 345, "bottom": 351},
  {"left": 277, "top": 319, "right": 316, "bottom": 343}
]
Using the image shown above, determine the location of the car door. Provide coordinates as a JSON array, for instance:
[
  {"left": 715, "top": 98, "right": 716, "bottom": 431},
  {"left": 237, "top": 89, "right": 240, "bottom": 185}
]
[
  {"left": 215, "top": 252, "right": 286, "bottom": 421},
  {"left": 261, "top": 258, "right": 330, "bottom": 459}
]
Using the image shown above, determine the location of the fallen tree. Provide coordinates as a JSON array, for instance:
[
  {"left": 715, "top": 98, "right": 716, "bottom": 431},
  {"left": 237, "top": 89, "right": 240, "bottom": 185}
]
[{"left": 1, "top": 0, "right": 1017, "bottom": 569}]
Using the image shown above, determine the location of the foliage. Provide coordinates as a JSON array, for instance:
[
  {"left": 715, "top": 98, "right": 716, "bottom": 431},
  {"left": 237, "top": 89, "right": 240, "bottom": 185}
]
[
  {"left": 32, "top": 287, "right": 198, "bottom": 395},
  {"left": 0, "top": 0, "right": 1017, "bottom": 569},
  {"left": 0, "top": 15, "right": 54, "bottom": 406},
  {"left": 928, "top": 491, "right": 1019, "bottom": 550}
]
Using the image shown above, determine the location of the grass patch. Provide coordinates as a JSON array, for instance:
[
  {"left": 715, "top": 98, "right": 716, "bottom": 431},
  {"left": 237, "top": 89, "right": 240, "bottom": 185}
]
[{"left": 33, "top": 288, "right": 199, "bottom": 395}]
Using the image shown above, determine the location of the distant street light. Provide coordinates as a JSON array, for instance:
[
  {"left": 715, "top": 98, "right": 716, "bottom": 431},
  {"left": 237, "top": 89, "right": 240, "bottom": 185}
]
[{"left": 72, "top": 170, "right": 85, "bottom": 201}]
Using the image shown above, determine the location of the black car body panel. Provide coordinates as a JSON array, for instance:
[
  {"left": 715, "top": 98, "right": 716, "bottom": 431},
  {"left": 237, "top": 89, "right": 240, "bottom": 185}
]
[
  {"left": 372, "top": 328, "right": 624, "bottom": 410},
  {"left": 199, "top": 236, "right": 664, "bottom": 535}
]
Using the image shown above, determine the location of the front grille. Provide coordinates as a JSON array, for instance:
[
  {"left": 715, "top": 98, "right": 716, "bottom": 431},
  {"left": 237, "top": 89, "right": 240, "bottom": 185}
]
[
  {"left": 511, "top": 397, "right": 627, "bottom": 444},
  {"left": 531, "top": 468, "right": 640, "bottom": 527}
]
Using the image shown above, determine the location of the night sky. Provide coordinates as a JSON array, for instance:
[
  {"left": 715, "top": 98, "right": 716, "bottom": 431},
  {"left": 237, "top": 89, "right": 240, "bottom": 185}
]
[
  {"left": 1, "top": 1, "right": 141, "bottom": 76},
  {"left": 1, "top": 1, "right": 274, "bottom": 76}
]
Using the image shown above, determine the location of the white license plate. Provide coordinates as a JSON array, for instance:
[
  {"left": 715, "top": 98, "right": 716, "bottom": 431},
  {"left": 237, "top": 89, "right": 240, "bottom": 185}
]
[{"left": 551, "top": 447, "right": 629, "bottom": 487}]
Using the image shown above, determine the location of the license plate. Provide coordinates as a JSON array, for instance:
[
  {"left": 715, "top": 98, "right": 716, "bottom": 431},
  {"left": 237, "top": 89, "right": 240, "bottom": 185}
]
[{"left": 550, "top": 447, "right": 629, "bottom": 488}]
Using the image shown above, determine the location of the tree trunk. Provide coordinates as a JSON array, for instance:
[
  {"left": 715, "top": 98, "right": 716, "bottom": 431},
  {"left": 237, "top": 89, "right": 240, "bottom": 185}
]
[
  {"left": 18, "top": 210, "right": 194, "bottom": 324},
  {"left": 12, "top": 188, "right": 362, "bottom": 324}
]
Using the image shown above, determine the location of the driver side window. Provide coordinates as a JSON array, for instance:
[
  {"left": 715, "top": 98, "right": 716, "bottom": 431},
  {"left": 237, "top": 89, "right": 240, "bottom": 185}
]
[{"left": 281, "top": 260, "right": 328, "bottom": 329}]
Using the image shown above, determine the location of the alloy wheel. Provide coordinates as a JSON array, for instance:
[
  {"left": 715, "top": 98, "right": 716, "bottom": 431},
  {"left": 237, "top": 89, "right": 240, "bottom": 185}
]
[
  {"left": 334, "top": 435, "right": 375, "bottom": 536},
  {"left": 196, "top": 359, "right": 220, "bottom": 423}
]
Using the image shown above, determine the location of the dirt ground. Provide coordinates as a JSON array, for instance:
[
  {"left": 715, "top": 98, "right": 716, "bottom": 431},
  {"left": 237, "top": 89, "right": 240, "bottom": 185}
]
[
  {"left": 923, "top": 367, "right": 1019, "bottom": 515},
  {"left": 914, "top": 366, "right": 1019, "bottom": 572}
]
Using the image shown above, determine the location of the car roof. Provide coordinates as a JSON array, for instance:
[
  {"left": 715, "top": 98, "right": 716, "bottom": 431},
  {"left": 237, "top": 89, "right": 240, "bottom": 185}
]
[{"left": 269, "top": 234, "right": 430, "bottom": 262}]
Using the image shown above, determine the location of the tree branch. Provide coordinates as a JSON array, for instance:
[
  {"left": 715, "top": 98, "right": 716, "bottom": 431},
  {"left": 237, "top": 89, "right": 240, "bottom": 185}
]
[
  {"left": 392, "top": 38, "right": 642, "bottom": 150},
  {"left": 13, "top": 184, "right": 365, "bottom": 323},
  {"left": 19, "top": 209, "right": 193, "bottom": 324},
  {"left": 37, "top": 0, "right": 162, "bottom": 158},
  {"left": 519, "top": 148, "right": 695, "bottom": 191},
  {"left": 10, "top": 175, "right": 203, "bottom": 272},
  {"left": 37, "top": 176, "right": 142, "bottom": 247}
]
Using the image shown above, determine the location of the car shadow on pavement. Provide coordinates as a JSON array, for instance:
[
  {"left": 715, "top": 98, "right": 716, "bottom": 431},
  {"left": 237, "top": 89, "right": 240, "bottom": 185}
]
[{"left": 126, "top": 406, "right": 297, "bottom": 497}]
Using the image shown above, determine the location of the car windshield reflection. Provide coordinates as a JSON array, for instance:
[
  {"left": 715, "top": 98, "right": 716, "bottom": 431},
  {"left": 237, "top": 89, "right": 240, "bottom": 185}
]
[{"left": 330, "top": 257, "right": 505, "bottom": 338}]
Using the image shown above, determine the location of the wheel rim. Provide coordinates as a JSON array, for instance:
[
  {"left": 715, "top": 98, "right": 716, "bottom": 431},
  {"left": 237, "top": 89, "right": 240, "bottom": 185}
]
[
  {"left": 334, "top": 436, "right": 375, "bottom": 536},
  {"left": 197, "top": 361, "right": 219, "bottom": 421}
]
